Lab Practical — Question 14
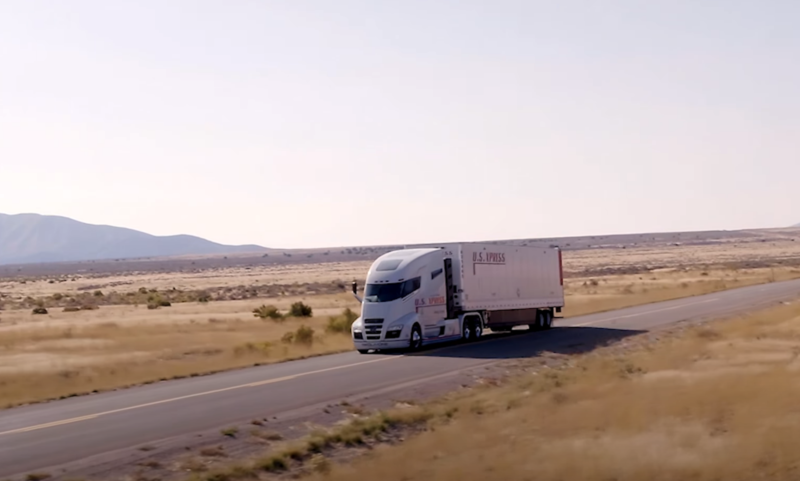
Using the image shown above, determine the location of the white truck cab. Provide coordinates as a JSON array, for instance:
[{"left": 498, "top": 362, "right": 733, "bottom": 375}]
[
  {"left": 350, "top": 243, "right": 565, "bottom": 354},
  {"left": 350, "top": 248, "right": 454, "bottom": 353}
]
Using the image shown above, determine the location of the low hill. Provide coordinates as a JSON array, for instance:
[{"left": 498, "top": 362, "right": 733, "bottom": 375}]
[{"left": 0, "top": 214, "right": 267, "bottom": 265}]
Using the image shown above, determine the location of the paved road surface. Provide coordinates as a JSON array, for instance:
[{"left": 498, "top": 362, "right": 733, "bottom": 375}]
[{"left": 1, "top": 278, "right": 799, "bottom": 477}]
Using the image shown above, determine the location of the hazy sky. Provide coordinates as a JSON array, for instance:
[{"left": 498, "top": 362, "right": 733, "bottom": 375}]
[{"left": 1, "top": 1, "right": 798, "bottom": 248}]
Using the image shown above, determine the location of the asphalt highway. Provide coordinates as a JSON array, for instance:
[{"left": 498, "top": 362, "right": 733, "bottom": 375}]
[{"left": 1, "top": 278, "right": 800, "bottom": 478}]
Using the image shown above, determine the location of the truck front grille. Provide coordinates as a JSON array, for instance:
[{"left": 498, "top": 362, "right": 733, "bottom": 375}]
[{"left": 364, "top": 318, "right": 383, "bottom": 340}]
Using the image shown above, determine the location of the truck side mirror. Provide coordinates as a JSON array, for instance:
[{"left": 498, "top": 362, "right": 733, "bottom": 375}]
[{"left": 351, "top": 280, "right": 363, "bottom": 304}]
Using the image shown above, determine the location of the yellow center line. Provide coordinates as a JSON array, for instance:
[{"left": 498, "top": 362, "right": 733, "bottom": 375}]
[
  {"left": 0, "top": 355, "right": 399, "bottom": 437},
  {"left": 569, "top": 297, "right": 721, "bottom": 327}
]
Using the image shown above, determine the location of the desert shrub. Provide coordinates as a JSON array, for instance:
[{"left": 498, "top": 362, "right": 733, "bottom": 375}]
[
  {"left": 281, "top": 326, "right": 315, "bottom": 346},
  {"left": 138, "top": 287, "right": 149, "bottom": 294},
  {"left": 80, "top": 304, "right": 99, "bottom": 310},
  {"left": 234, "top": 341, "right": 272, "bottom": 356},
  {"left": 32, "top": 307, "right": 48, "bottom": 315},
  {"left": 145, "top": 293, "right": 172, "bottom": 308},
  {"left": 326, "top": 308, "right": 359, "bottom": 334},
  {"left": 197, "top": 291, "right": 211, "bottom": 303},
  {"left": 294, "top": 325, "right": 315, "bottom": 346},
  {"left": 288, "top": 301, "right": 313, "bottom": 317},
  {"left": 63, "top": 306, "right": 81, "bottom": 313},
  {"left": 93, "top": 290, "right": 104, "bottom": 297},
  {"left": 253, "top": 304, "right": 283, "bottom": 321},
  {"left": 52, "top": 293, "right": 64, "bottom": 301}
]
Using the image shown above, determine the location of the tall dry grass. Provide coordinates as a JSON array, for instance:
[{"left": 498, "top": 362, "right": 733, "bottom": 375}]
[
  {"left": 302, "top": 301, "right": 800, "bottom": 481},
  {"left": 562, "top": 266, "right": 800, "bottom": 317},
  {"left": 1, "top": 267, "right": 797, "bottom": 409},
  {"left": 0, "top": 312, "right": 353, "bottom": 408}
]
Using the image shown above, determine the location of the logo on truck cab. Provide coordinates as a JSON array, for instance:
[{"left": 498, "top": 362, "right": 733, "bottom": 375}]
[{"left": 472, "top": 252, "right": 506, "bottom": 264}]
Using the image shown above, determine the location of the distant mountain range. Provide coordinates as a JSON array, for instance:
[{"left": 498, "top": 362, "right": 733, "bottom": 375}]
[{"left": 0, "top": 214, "right": 267, "bottom": 265}]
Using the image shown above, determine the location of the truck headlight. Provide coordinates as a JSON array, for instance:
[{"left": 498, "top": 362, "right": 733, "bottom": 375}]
[
  {"left": 385, "top": 323, "right": 404, "bottom": 339},
  {"left": 352, "top": 319, "right": 364, "bottom": 340}
]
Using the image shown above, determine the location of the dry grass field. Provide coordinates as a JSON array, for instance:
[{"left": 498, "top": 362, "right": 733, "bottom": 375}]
[
  {"left": 270, "top": 300, "right": 800, "bottom": 481},
  {"left": 1, "top": 264, "right": 798, "bottom": 409},
  {"left": 562, "top": 265, "right": 800, "bottom": 317},
  {"left": 2, "top": 231, "right": 800, "bottom": 480},
  {"left": 0, "top": 293, "right": 359, "bottom": 408}
]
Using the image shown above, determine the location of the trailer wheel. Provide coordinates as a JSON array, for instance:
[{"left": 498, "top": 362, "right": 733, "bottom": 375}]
[
  {"left": 543, "top": 310, "right": 553, "bottom": 330},
  {"left": 408, "top": 324, "right": 423, "bottom": 351},
  {"left": 529, "top": 310, "right": 545, "bottom": 331}
]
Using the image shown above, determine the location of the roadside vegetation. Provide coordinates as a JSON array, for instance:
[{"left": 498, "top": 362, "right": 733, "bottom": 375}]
[
  {"left": 185, "top": 299, "right": 800, "bottom": 481},
  {"left": 0, "top": 266, "right": 798, "bottom": 409}
]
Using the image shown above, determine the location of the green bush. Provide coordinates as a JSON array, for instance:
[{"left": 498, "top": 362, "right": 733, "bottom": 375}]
[
  {"left": 253, "top": 304, "right": 284, "bottom": 321},
  {"left": 288, "top": 301, "right": 313, "bottom": 318},
  {"left": 326, "top": 308, "right": 359, "bottom": 334},
  {"left": 294, "top": 325, "right": 315, "bottom": 346}
]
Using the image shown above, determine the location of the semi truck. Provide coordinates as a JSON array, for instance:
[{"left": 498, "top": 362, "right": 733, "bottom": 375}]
[{"left": 350, "top": 242, "right": 564, "bottom": 354}]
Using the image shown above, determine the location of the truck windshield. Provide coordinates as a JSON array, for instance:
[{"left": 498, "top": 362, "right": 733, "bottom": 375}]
[
  {"left": 364, "top": 283, "right": 403, "bottom": 303},
  {"left": 364, "top": 277, "right": 421, "bottom": 303}
]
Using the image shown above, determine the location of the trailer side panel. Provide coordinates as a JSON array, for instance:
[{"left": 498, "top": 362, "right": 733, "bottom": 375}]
[{"left": 457, "top": 243, "right": 564, "bottom": 312}]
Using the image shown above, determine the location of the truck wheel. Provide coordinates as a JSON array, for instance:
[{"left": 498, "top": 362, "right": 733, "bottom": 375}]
[
  {"left": 473, "top": 319, "right": 483, "bottom": 340},
  {"left": 543, "top": 310, "right": 553, "bottom": 330},
  {"left": 462, "top": 318, "right": 472, "bottom": 341},
  {"left": 529, "top": 310, "right": 544, "bottom": 331},
  {"left": 408, "top": 324, "right": 423, "bottom": 351}
]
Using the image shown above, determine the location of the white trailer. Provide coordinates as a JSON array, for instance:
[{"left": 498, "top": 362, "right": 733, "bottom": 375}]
[{"left": 350, "top": 243, "right": 564, "bottom": 353}]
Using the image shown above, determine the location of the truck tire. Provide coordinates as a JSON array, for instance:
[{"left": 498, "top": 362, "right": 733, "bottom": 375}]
[
  {"left": 461, "top": 317, "right": 473, "bottom": 341},
  {"left": 529, "top": 309, "right": 547, "bottom": 331},
  {"left": 462, "top": 315, "right": 483, "bottom": 341},
  {"left": 542, "top": 310, "right": 553, "bottom": 329},
  {"left": 472, "top": 317, "right": 483, "bottom": 340},
  {"left": 408, "top": 324, "right": 423, "bottom": 351}
]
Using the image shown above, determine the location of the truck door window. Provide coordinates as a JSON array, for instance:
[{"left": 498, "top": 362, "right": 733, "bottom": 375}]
[{"left": 400, "top": 277, "right": 421, "bottom": 298}]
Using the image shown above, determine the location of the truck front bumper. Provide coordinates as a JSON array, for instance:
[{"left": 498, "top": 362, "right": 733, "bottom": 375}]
[{"left": 353, "top": 338, "right": 410, "bottom": 351}]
